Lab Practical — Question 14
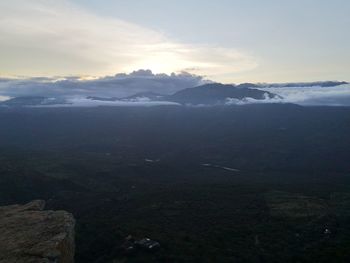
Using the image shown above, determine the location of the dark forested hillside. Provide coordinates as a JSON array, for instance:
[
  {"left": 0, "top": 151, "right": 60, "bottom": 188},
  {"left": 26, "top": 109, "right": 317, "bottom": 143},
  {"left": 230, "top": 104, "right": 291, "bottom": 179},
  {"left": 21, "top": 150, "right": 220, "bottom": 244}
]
[{"left": 1, "top": 104, "right": 350, "bottom": 262}]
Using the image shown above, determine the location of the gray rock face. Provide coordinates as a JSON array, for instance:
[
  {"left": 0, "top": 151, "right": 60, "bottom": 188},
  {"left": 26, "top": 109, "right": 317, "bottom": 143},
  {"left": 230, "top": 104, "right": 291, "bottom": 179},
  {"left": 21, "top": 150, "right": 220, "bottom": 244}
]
[{"left": 0, "top": 200, "right": 75, "bottom": 263}]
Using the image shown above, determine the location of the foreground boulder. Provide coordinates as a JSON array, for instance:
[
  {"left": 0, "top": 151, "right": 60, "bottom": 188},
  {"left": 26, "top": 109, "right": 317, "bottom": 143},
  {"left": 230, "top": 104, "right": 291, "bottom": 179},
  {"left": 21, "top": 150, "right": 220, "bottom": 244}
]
[{"left": 0, "top": 200, "right": 75, "bottom": 263}]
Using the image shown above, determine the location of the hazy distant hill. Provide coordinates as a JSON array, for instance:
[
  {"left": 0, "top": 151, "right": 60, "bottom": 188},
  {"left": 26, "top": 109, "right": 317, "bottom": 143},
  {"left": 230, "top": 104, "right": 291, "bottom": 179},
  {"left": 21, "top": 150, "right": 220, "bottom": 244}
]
[
  {"left": 166, "top": 83, "right": 277, "bottom": 105},
  {"left": 121, "top": 92, "right": 165, "bottom": 101},
  {"left": 0, "top": 96, "right": 68, "bottom": 107},
  {"left": 263, "top": 81, "right": 348, "bottom": 88},
  {"left": 86, "top": 96, "right": 119, "bottom": 101}
]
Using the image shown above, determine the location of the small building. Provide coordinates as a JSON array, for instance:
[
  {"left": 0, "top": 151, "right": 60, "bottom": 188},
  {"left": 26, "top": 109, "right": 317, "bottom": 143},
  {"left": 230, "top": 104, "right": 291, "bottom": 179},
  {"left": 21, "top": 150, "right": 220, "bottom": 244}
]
[
  {"left": 135, "top": 238, "right": 160, "bottom": 250},
  {"left": 120, "top": 236, "right": 160, "bottom": 254},
  {"left": 324, "top": 228, "right": 331, "bottom": 235}
]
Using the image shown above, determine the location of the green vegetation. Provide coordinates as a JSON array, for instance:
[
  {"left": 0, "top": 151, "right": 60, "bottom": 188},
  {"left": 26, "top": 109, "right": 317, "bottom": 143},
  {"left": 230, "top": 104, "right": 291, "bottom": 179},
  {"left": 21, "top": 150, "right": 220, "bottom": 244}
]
[{"left": 0, "top": 105, "right": 350, "bottom": 262}]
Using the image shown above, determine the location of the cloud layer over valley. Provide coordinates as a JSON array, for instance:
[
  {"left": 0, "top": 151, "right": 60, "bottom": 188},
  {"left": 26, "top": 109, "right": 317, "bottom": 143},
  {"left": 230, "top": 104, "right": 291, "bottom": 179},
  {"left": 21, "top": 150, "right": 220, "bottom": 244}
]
[
  {"left": 0, "top": 71, "right": 349, "bottom": 107},
  {"left": 257, "top": 84, "right": 350, "bottom": 106}
]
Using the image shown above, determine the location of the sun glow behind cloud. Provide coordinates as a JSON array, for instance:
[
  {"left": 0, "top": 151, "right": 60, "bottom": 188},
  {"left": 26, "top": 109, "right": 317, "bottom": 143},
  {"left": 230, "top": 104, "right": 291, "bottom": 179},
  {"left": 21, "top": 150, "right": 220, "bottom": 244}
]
[{"left": 0, "top": 0, "right": 257, "bottom": 80}]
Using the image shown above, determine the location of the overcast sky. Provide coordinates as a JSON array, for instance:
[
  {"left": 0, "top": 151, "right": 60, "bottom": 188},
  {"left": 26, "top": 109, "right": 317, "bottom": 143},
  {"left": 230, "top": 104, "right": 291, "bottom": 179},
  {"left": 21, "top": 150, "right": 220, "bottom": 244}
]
[{"left": 0, "top": 0, "right": 349, "bottom": 83}]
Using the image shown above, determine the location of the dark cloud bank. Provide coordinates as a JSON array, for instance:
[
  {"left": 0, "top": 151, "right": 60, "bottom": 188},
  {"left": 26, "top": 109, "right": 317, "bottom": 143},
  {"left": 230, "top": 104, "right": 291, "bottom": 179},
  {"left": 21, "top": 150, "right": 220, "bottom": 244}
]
[{"left": 0, "top": 70, "right": 207, "bottom": 98}]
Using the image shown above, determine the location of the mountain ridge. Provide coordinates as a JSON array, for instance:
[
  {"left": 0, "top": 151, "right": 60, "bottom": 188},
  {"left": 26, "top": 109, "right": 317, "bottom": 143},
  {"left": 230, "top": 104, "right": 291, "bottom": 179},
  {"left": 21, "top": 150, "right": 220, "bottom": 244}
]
[{"left": 165, "top": 83, "right": 278, "bottom": 105}]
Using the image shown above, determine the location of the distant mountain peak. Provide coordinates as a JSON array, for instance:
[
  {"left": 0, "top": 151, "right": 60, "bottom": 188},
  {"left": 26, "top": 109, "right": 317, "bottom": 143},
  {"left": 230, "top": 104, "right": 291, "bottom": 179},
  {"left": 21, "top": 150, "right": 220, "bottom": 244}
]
[{"left": 166, "top": 83, "right": 278, "bottom": 105}]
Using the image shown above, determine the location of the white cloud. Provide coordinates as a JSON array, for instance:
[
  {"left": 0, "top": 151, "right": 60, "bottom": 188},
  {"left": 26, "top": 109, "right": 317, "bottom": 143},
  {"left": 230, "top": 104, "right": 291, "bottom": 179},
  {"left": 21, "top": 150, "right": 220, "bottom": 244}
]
[
  {"left": 224, "top": 84, "right": 350, "bottom": 106},
  {"left": 0, "top": 0, "right": 257, "bottom": 78},
  {"left": 0, "top": 96, "right": 10, "bottom": 102},
  {"left": 258, "top": 84, "right": 350, "bottom": 106},
  {"left": 51, "top": 97, "right": 181, "bottom": 108}
]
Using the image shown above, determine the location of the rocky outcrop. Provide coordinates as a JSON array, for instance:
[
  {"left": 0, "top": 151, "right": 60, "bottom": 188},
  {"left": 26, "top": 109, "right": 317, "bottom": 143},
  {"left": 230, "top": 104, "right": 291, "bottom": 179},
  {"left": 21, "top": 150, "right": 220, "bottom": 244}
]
[{"left": 0, "top": 200, "right": 75, "bottom": 263}]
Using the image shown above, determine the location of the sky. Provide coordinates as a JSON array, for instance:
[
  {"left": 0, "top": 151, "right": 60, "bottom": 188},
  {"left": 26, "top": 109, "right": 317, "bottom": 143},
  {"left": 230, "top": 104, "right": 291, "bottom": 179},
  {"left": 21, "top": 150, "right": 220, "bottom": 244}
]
[{"left": 0, "top": 0, "right": 349, "bottom": 83}]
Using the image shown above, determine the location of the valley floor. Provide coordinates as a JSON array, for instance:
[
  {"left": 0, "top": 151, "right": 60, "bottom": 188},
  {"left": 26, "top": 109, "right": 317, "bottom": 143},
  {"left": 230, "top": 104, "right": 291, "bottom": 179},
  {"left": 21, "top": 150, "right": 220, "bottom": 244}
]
[{"left": 0, "top": 105, "right": 350, "bottom": 262}]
